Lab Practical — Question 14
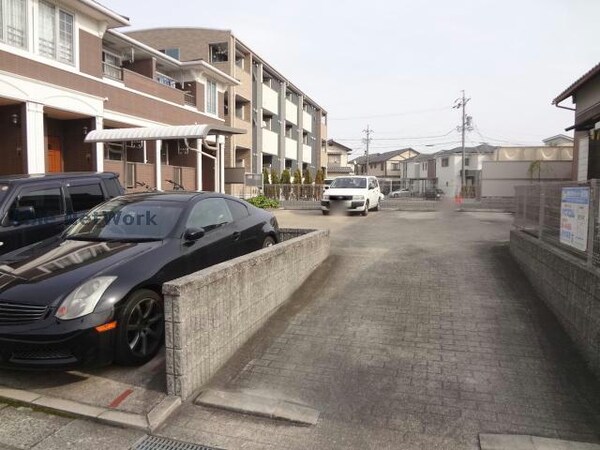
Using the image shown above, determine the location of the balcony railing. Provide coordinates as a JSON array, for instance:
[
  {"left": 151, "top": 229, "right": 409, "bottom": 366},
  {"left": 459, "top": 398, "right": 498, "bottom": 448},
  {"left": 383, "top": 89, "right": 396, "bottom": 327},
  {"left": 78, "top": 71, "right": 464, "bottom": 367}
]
[
  {"left": 156, "top": 72, "right": 177, "bottom": 88},
  {"left": 183, "top": 92, "right": 196, "bottom": 106},
  {"left": 102, "top": 62, "right": 123, "bottom": 80}
]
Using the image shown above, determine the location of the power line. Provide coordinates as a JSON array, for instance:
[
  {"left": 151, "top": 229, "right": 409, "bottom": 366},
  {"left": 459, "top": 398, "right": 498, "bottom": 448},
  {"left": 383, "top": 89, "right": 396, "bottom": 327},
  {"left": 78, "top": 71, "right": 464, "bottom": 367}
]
[
  {"left": 329, "top": 106, "right": 453, "bottom": 121},
  {"left": 335, "top": 129, "right": 458, "bottom": 142}
]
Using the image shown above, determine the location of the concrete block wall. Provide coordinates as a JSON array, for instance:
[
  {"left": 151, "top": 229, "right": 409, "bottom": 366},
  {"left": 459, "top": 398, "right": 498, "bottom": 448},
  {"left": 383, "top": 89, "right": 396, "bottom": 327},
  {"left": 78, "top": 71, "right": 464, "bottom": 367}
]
[
  {"left": 163, "top": 229, "right": 330, "bottom": 399},
  {"left": 510, "top": 230, "right": 600, "bottom": 378}
]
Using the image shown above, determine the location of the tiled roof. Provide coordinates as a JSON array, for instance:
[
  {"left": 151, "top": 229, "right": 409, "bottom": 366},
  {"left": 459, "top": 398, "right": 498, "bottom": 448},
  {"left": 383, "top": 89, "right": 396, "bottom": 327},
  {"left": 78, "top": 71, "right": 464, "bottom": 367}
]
[
  {"left": 554, "top": 62, "right": 600, "bottom": 105},
  {"left": 350, "top": 148, "right": 416, "bottom": 165},
  {"left": 327, "top": 140, "right": 353, "bottom": 153},
  {"left": 327, "top": 165, "right": 353, "bottom": 173},
  {"left": 433, "top": 144, "right": 496, "bottom": 158}
]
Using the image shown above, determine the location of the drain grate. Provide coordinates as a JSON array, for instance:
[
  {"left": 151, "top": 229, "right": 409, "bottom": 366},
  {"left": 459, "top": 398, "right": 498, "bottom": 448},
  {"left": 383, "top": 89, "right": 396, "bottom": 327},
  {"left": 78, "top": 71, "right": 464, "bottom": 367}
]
[{"left": 131, "top": 435, "right": 224, "bottom": 450}]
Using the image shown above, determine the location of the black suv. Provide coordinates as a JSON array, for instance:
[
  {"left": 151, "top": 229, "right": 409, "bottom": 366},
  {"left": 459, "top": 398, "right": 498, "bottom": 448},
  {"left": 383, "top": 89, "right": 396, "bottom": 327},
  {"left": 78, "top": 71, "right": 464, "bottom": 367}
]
[{"left": 0, "top": 173, "right": 123, "bottom": 256}]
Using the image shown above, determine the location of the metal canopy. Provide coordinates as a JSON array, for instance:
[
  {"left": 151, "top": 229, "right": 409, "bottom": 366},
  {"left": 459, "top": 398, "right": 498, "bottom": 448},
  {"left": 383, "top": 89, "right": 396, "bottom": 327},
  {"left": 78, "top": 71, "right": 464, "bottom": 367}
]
[{"left": 84, "top": 124, "right": 245, "bottom": 143}]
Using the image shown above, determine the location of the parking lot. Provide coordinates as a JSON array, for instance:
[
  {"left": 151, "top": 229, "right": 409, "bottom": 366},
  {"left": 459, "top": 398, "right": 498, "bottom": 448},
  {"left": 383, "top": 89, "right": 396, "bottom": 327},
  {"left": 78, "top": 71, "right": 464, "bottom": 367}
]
[{"left": 1, "top": 208, "right": 600, "bottom": 450}]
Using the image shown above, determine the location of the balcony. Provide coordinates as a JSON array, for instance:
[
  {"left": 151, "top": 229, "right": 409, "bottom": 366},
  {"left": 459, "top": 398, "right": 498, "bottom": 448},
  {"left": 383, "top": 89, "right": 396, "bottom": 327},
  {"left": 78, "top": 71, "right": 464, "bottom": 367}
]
[
  {"left": 285, "top": 137, "right": 297, "bottom": 160},
  {"left": 303, "top": 144, "right": 312, "bottom": 164},
  {"left": 262, "top": 85, "right": 279, "bottom": 115},
  {"left": 286, "top": 100, "right": 298, "bottom": 126},
  {"left": 262, "top": 129, "right": 279, "bottom": 156},
  {"left": 303, "top": 111, "right": 312, "bottom": 133},
  {"left": 155, "top": 72, "right": 177, "bottom": 88}
]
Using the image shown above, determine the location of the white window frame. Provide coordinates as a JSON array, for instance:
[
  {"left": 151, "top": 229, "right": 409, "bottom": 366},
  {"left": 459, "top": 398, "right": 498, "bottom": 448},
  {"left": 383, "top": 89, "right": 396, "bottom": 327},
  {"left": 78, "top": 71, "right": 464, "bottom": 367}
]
[
  {"left": 36, "top": 0, "right": 74, "bottom": 65},
  {"left": 0, "top": 0, "right": 28, "bottom": 49},
  {"left": 205, "top": 79, "right": 218, "bottom": 115}
]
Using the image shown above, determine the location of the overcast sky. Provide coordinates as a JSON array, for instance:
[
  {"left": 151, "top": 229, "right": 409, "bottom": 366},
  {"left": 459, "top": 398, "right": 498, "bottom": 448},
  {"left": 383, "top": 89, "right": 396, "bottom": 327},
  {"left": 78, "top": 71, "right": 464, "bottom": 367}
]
[{"left": 101, "top": 0, "right": 598, "bottom": 156}]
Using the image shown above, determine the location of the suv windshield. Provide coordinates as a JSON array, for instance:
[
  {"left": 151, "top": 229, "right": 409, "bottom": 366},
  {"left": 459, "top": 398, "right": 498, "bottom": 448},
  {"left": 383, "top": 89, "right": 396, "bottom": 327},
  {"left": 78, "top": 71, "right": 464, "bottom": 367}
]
[
  {"left": 65, "top": 198, "right": 182, "bottom": 241},
  {"left": 330, "top": 177, "right": 366, "bottom": 189}
]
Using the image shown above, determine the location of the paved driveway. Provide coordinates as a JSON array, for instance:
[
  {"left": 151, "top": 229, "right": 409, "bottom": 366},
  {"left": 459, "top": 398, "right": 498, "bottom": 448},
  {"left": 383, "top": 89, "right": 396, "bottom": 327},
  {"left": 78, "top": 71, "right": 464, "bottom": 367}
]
[{"left": 158, "top": 210, "right": 600, "bottom": 449}]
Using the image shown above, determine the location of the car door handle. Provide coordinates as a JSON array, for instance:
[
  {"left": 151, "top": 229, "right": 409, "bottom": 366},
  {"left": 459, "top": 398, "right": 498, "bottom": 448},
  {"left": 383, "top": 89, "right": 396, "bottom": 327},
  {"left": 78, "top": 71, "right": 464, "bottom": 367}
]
[{"left": 232, "top": 231, "right": 241, "bottom": 241}]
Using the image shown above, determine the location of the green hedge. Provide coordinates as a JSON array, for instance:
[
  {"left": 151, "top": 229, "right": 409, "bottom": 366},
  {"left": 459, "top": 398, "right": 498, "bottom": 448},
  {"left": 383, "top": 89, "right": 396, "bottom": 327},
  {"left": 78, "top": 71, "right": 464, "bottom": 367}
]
[{"left": 246, "top": 195, "right": 280, "bottom": 209}]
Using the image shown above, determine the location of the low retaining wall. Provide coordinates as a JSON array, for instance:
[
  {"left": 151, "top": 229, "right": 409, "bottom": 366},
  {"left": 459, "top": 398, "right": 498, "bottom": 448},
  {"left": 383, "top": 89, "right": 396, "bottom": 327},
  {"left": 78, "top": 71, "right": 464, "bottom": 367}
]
[
  {"left": 162, "top": 229, "right": 330, "bottom": 399},
  {"left": 510, "top": 230, "right": 600, "bottom": 378}
]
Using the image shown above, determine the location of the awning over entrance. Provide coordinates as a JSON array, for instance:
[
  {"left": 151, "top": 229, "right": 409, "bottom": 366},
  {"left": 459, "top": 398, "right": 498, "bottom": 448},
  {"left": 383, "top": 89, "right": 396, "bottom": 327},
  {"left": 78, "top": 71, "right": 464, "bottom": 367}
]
[{"left": 84, "top": 124, "right": 245, "bottom": 143}]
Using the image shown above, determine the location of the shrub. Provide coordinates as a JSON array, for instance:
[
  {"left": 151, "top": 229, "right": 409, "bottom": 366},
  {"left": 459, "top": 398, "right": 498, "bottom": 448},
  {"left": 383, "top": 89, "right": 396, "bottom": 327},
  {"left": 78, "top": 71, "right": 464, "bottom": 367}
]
[
  {"left": 270, "top": 169, "right": 279, "bottom": 185},
  {"left": 263, "top": 168, "right": 270, "bottom": 185},
  {"left": 303, "top": 169, "right": 313, "bottom": 185},
  {"left": 246, "top": 195, "right": 280, "bottom": 209},
  {"left": 280, "top": 169, "right": 291, "bottom": 184},
  {"left": 293, "top": 168, "right": 302, "bottom": 184}
]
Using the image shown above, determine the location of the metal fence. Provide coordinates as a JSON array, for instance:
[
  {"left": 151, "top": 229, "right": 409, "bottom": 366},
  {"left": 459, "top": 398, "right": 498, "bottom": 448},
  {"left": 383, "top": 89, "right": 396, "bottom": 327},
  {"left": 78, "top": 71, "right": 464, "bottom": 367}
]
[{"left": 514, "top": 180, "right": 600, "bottom": 268}]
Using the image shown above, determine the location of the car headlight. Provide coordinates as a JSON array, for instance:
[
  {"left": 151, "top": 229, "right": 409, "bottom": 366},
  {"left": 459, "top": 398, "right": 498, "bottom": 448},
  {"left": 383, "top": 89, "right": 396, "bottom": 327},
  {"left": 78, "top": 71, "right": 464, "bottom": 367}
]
[
  {"left": 56, "top": 276, "right": 117, "bottom": 320},
  {"left": 323, "top": 195, "right": 330, "bottom": 200},
  {"left": 353, "top": 195, "right": 365, "bottom": 200}
]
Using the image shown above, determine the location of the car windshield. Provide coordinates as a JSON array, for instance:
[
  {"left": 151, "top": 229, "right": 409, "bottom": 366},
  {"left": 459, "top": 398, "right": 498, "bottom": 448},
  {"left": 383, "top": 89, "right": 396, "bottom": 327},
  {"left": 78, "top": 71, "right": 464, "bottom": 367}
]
[
  {"left": 330, "top": 177, "right": 366, "bottom": 189},
  {"left": 0, "top": 184, "right": 8, "bottom": 203},
  {"left": 65, "top": 198, "right": 182, "bottom": 241}
]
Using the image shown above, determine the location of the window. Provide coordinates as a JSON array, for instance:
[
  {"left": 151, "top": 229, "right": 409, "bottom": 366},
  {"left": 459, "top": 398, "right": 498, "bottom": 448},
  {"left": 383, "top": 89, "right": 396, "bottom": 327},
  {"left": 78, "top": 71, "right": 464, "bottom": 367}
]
[
  {"left": 102, "top": 49, "right": 122, "bottom": 80},
  {"left": 160, "top": 48, "right": 180, "bottom": 60},
  {"left": 8, "top": 187, "right": 63, "bottom": 221},
  {"left": 235, "top": 102, "right": 244, "bottom": 120},
  {"left": 38, "top": 1, "right": 74, "bottom": 64},
  {"left": 235, "top": 53, "right": 244, "bottom": 69},
  {"left": 422, "top": 162, "right": 427, "bottom": 171},
  {"left": 209, "top": 43, "right": 228, "bottom": 62},
  {"left": 262, "top": 115, "right": 272, "bottom": 130},
  {"left": 67, "top": 183, "right": 104, "bottom": 212},
  {"left": 441, "top": 157, "right": 449, "bottom": 167},
  {"left": 464, "top": 157, "right": 470, "bottom": 167},
  {"left": 391, "top": 163, "right": 400, "bottom": 171},
  {"left": 303, "top": 132, "right": 309, "bottom": 145},
  {"left": 206, "top": 79, "right": 217, "bottom": 115},
  {"left": 328, "top": 154, "right": 340, "bottom": 165},
  {"left": 186, "top": 198, "right": 232, "bottom": 231},
  {"left": 104, "top": 178, "right": 123, "bottom": 198},
  {"left": 380, "top": 163, "right": 384, "bottom": 170},
  {"left": 1, "top": 0, "right": 27, "bottom": 48},
  {"left": 226, "top": 199, "right": 249, "bottom": 221},
  {"left": 285, "top": 124, "right": 294, "bottom": 139}
]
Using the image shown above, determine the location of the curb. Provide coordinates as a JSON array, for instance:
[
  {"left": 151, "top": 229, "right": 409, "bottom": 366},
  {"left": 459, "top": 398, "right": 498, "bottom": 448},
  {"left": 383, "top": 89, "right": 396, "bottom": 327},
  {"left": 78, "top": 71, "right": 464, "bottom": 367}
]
[{"left": 0, "top": 386, "right": 181, "bottom": 433}]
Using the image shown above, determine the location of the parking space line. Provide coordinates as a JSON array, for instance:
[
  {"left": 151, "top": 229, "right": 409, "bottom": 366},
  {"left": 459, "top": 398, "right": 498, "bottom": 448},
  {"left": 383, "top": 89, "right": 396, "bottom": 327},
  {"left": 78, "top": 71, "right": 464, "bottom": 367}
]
[{"left": 108, "top": 388, "right": 134, "bottom": 408}]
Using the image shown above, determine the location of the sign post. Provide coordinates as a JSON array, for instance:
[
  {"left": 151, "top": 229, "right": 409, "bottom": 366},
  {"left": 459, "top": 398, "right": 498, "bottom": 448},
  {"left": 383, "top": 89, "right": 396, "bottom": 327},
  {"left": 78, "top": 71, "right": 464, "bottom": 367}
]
[{"left": 560, "top": 186, "right": 590, "bottom": 252}]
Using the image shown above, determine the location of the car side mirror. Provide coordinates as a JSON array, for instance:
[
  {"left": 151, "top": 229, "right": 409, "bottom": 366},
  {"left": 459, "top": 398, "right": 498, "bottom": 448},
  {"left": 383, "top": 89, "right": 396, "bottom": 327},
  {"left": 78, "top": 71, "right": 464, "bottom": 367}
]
[{"left": 184, "top": 227, "right": 205, "bottom": 242}]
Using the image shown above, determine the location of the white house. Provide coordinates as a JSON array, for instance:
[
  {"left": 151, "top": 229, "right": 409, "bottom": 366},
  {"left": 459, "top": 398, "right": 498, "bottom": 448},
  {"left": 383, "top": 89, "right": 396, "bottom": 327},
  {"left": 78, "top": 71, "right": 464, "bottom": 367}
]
[{"left": 434, "top": 145, "right": 496, "bottom": 197}]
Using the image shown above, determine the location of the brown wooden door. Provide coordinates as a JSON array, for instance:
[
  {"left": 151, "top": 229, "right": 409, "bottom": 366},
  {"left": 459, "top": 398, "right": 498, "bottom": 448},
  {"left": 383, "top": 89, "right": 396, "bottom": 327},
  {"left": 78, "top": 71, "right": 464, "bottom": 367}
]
[{"left": 47, "top": 137, "right": 62, "bottom": 173}]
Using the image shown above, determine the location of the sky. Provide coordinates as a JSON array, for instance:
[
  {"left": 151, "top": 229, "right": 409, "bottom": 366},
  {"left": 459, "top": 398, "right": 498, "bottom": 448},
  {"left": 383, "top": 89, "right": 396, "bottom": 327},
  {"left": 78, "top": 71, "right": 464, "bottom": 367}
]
[{"left": 100, "top": 0, "right": 599, "bottom": 157}]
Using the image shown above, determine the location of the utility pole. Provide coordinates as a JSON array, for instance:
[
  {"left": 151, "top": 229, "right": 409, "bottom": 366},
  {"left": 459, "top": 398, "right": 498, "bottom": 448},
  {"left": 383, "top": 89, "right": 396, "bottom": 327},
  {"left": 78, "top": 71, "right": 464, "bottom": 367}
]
[
  {"left": 453, "top": 91, "right": 470, "bottom": 196},
  {"left": 363, "top": 125, "right": 373, "bottom": 175}
]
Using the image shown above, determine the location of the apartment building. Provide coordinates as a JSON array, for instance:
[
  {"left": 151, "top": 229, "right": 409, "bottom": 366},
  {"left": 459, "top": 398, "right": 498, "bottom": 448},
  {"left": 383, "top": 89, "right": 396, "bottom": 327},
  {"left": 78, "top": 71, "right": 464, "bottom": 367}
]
[
  {"left": 325, "top": 139, "right": 353, "bottom": 177},
  {"left": 126, "top": 28, "right": 328, "bottom": 194},
  {"left": 0, "top": 0, "right": 239, "bottom": 192}
]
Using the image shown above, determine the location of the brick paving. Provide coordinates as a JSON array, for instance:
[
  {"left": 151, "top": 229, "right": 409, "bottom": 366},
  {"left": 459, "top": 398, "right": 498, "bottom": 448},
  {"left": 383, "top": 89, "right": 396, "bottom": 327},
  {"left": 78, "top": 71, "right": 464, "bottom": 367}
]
[{"left": 159, "top": 210, "right": 600, "bottom": 450}]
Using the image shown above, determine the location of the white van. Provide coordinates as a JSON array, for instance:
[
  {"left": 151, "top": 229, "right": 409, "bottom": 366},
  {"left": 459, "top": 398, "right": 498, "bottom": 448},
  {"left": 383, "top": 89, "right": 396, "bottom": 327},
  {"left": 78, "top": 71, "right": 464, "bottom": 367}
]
[{"left": 320, "top": 176, "right": 381, "bottom": 216}]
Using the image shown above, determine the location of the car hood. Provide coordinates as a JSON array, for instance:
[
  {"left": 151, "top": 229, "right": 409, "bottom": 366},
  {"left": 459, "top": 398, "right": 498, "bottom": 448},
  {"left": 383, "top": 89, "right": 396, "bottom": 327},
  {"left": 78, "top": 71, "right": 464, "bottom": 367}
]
[
  {"left": 0, "top": 238, "right": 162, "bottom": 306},
  {"left": 325, "top": 188, "right": 368, "bottom": 197}
]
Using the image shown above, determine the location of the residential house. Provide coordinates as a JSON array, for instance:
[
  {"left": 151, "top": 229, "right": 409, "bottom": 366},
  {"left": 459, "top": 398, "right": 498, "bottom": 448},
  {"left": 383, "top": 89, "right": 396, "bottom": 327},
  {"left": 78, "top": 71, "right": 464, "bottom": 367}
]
[
  {"left": 125, "top": 28, "right": 328, "bottom": 195},
  {"left": 325, "top": 139, "right": 353, "bottom": 177},
  {"left": 434, "top": 144, "right": 496, "bottom": 198},
  {"left": 0, "top": 0, "right": 237, "bottom": 192},
  {"left": 402, "top": 153, "right": 438, "bottom": 194},
  {"left": 553, "top": 62, "right": 600, "bottom": 181},
  {"left": 542, "top": 134, "right": 574, "bottom": 147},
  {"left": 351, "top": 148, "right": 419, "bottom": 178}
]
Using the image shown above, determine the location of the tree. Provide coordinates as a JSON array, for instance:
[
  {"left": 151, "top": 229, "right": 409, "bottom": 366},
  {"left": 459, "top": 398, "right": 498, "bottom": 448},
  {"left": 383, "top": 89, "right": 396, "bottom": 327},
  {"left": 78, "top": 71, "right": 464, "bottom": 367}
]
[
  {"left": 280, "top": 169, "right": 291, "bottom": 184},
  {"left": 303, "top": 169, "right": 313, "bottom": 185},
  {"left": 315, "top": 168, "right": 325, "bottom": 184},
  {"left": 270, "top": 169, "right": 280, "bottom": 185},
  {"left": 528, "top": 160, "right": 542, "bottom": 183},
  {"left": 262, "top": 168, "right": 270, "bottom": 185},
  {"left": 293, "top": 168, "right": 302, "bottom": 184}
]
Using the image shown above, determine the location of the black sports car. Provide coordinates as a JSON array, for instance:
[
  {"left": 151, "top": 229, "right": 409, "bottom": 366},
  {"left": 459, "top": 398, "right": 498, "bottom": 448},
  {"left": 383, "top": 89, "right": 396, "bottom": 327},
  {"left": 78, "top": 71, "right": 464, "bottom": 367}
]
[{"left": 0, "top": 192, "right": 279, "bottom": 369}]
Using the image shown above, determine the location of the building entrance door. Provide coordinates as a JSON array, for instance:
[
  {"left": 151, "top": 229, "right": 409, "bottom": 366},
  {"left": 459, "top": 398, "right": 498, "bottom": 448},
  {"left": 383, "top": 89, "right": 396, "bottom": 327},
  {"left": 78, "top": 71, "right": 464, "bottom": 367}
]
[{"left": 47, "top": 137, "right": 62, "bottom": 173}]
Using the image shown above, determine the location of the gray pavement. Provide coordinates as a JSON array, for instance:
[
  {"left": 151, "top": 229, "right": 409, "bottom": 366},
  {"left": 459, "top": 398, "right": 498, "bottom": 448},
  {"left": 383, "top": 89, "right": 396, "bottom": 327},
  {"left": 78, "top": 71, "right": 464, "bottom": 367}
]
[
  {"left": 1, "top": 209, "right": 599, "bottom": 449},
  {"left": 159, "top": 209, "right": 600, "bottom": 449}
]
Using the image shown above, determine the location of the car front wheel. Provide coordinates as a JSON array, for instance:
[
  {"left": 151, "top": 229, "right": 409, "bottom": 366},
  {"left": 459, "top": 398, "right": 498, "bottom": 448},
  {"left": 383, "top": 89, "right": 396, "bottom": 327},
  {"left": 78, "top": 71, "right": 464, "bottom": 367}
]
[
  {"left": 362, "top": 201, "right": 369, "bottom": 216},
  {"left": 262, "top": 236, "right": 276, "bottom": 248},
  {"left": 115, "top": 289, "right": 164, "bottom": 366}
]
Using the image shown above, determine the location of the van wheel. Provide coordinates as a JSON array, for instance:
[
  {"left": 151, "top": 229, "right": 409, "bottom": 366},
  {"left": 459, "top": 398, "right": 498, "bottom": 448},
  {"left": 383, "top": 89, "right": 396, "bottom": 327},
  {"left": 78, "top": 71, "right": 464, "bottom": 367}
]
[
  {"left": 362, "top": 201, "right": 369, "bottom": 216},
  {"left": 374, "top": 200, "right": 380, "bottom": 211},
  {"left": 115, "top": 290, "right": 164, "bottom": 366}
]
